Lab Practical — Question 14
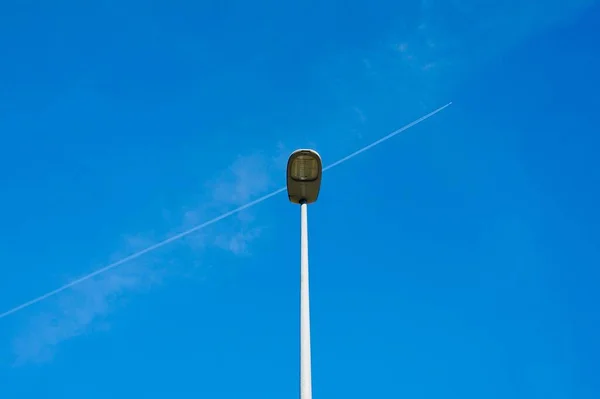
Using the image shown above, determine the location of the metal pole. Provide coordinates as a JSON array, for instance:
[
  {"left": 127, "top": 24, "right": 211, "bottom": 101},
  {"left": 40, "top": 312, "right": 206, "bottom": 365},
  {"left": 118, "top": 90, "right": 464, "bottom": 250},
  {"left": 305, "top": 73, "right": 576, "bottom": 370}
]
[{"left": 300, "top": 201, "right": 312, "bottom": 399}]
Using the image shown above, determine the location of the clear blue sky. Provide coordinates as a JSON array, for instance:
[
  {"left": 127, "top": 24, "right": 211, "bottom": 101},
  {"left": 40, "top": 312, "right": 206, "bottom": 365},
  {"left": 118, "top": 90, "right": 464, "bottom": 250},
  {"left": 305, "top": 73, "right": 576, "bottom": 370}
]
[{"left": 1, "top": 1, "right": 599, "bottom": 397}]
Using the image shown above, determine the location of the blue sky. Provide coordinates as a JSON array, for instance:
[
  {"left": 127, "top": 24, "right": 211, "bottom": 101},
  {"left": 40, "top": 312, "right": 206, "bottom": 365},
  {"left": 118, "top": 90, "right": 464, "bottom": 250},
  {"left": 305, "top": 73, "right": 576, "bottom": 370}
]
[{"left": 1, "top": 0, "right": 599, "bottom": 397}]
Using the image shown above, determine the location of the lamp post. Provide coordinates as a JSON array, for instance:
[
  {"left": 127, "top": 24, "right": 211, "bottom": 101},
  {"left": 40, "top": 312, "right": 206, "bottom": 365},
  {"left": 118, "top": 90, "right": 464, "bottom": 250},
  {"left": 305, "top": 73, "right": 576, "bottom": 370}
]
[{"left": 286, "top": 149, "right": 323, "bottom": 399}]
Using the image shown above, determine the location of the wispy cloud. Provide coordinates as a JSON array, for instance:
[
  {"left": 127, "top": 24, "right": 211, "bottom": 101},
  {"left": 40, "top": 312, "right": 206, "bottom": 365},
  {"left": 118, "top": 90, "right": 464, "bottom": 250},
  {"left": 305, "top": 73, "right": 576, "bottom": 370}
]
[
  {"left": 391, "top": 0, "right": 595, "bottom": 76},
  {"left": 214, "top": 225, "right": 264, "bottom": 256},
  {"left": 12, "top": 235, "right": 164, "bottom": 365},
  {"left": 208, "top": 153, "right": 273, "bottom": 207},
  {"left": 352, "top": 107, "right": 367, "bottom": 124},
  {"left": 393, "top": 36, "right": 442, "bottom": 75},
  {"left": 204, "top": 150, "right": 286, "bottom": 256},
  {"left": 10, "top": 147, "right": 286, "bottom": 365}
]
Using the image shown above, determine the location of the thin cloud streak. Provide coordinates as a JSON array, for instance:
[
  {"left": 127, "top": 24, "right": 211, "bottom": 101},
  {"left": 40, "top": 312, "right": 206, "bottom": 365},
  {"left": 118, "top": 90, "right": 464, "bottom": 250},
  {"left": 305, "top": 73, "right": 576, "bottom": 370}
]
[{"left": 0, "top": 102, "right": 452, "bottom": 321}]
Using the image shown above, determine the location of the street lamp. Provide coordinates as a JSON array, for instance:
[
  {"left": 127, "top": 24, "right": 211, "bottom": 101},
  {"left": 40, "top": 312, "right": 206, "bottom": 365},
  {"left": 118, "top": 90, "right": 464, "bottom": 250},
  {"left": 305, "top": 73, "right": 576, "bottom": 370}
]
[{"left": 286, "top": 149, "right": 323, "bottom": 399}]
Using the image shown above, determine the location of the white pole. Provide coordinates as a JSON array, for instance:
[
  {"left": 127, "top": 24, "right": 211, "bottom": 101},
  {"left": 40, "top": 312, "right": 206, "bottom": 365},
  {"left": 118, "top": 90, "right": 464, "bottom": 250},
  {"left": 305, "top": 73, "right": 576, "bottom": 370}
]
[{"left": 300, "top": 201, "right": 312, "bottom": 399}]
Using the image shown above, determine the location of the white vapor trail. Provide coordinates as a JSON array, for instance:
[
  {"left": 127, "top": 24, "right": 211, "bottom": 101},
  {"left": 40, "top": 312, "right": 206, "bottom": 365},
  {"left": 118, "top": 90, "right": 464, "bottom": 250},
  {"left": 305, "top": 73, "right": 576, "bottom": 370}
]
[{"left": 0, "top": 102, "right": 452, "bottom": 320}]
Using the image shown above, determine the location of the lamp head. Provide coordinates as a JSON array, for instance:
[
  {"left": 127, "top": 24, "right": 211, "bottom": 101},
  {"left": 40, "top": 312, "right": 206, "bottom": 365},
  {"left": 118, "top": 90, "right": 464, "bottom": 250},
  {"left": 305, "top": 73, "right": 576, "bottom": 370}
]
[{"left": 286, "top": 149, "right": 322, "bottom": 204}]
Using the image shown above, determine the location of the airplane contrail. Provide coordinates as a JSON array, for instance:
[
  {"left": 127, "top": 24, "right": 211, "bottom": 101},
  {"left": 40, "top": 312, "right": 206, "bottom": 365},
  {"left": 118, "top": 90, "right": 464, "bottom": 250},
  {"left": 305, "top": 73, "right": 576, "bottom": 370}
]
[{"left": 0, "top": 102, "right": 452, "bottom": 320}]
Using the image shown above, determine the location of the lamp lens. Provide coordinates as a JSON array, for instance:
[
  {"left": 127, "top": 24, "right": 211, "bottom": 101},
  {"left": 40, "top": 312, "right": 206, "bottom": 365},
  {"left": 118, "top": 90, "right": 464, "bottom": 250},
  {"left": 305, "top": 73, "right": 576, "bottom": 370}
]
[{"left": 290, "top": 155, "right": 319, "bottom": 181}]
